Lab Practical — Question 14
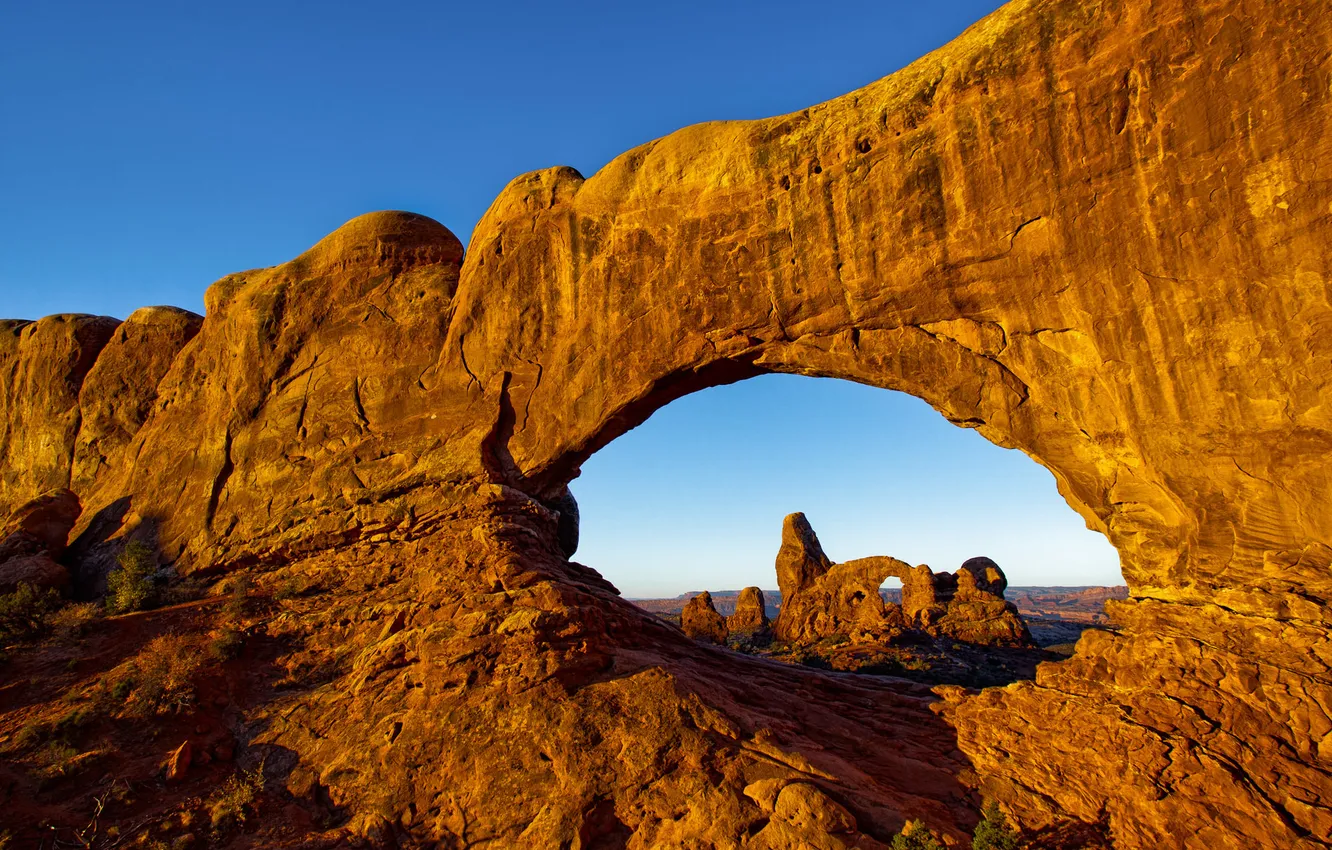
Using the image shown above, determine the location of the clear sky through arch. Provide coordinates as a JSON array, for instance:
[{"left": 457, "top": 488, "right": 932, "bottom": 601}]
[{"left": 572, "top": 375, "right": 1123, "bottom": 598}]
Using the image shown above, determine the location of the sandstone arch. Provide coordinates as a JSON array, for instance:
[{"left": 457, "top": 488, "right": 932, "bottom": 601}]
[
  {"left": 770, "top": 512, "right": 1031, "bottom": 646},
  {"left": 1, "top": 0, "right": 1329, "bottom": 847}
]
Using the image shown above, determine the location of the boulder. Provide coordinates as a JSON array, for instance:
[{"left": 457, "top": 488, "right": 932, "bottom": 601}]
[
  {"left": 164, "top": 740, "right": 193, "bottom": 783},
  {"left": 727, "top": 586, "right": 770, "bottom": 636},
  {"left": 680, "top": 591, "right": 728, "bottom": 644},
  {"left": 0, "top": 488, "right": 80, "bottom": 560},
  {"left": 0, "top": 554, "right": 69, "bottom": 595},
  {"left": 772, "top": 783, "right": 857, "bottom": 834}
]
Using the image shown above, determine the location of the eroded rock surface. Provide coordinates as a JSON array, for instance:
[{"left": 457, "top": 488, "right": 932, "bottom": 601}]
[
  {"left": 2, "top": 0, "right": 1331, "bottom": 846},
  {"left": 71, "top": 306, "right": 203, "bottom": 495}
]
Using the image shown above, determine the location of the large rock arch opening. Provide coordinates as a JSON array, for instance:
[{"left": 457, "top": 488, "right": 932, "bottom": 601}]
[{"left": 570, "top": 372, "right": 1122, "bottom": 607}]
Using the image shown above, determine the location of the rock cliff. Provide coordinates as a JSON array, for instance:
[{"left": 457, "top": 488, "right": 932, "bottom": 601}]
[{"left": 3, "top": 0, "right": 1331, "bottom": 846}]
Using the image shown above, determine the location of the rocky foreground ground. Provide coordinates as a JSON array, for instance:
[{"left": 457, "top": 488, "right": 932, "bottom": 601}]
[{"left": 2, "top": 0, "right": 1331, "bottom": 846}]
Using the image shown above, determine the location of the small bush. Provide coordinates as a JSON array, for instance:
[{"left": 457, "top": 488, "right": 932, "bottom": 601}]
[
  {"left": 274, "top": 574, "right": 317, "bottom": 600},
  {"left": 110, "top": 677, "right": 133, "bottom": 702},
  {"left": 891, "top": 820, "right": 943, "bottom": 850},
  {"left": 35, "top": 740, "right": 81, "bottom": 782},
  {"left": 223, "top": 575, "right": 253, "bottom": 619},
  {"left": 207, "top": 762, "right": 265, "bottom": 833},
  {"left": 106, "top": 542, "right": 157, "bottom": 614},
  {"left": 208, "top": 627, "right": 244, "bottom": 662},
  {"left": 51, "top": 602, "right": 100, "bottom": 638},
  {"left": 53, "top": 704, "right": 96, "bottom": 737},
  {"left": 796, "top": 653, "right": 832, "bottom": 670},
  {"left": 14, "top": 702, "right": 98, "bottom": 751},
  {"left": 972, "top": 800, "right": 1020, "bottom": 850},
  {"left": 0, "top": 582, "right": 61, "bottom": 642},
  {"left": 15, "top": 719, "right": 47, "bottom": 749},
  {"left": 161, "top": 576, "right": 206, "bottom": 607},
  {"left": 116, "top": 633, "right": 204, "bottom": 717}
]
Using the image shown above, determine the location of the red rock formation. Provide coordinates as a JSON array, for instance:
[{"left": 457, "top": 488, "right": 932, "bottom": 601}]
[
  {"left": 0, "top": 316, "right": 118, "bottom": 516},
  {"left": 933, "top": 557, "right": 1032, "bottom": 645},
  {"left": 0, "top": 488, "right": 80, "bottom": 559},
  {"left": 728, "top": 586, "right": 770, "bottom": 636},
  {"left": 772, "top": 513, "right": 1030, "bottom": 647},
  {"left": 0, "top": 554, "right": 68, "bottom": 595},
  {"left": 681, "top": 590, "right": 729, "bottom": 644},
  {"left": 70, "top": 306, "right": 202, "bottom": 495},
  {"left": 1, "top": 0, "right": 1329, "bottom": 846},
  {"left": 0, "top": 489, "right": 80, "bottom": 593},
  {"left": 773, "top": 513, "right": 908, "bottom": 644}
]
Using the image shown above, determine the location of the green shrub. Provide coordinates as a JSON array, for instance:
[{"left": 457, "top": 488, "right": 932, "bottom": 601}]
[
  {"left": 891, "top": 820, "right": 943, "bottom": 850},
  {"left": 115, "top": 633, "right": 204, "bottom": 717},
  {"left": 274, "top": 574, "right": 317, "bottom": 600},
  {"left": 972, "top": 800, "right": 1019, "bottom": 850},
  {"left": 106, "top": 542, "right": 157, "bottom": 613},
  {"left": 223, "top": 575, "right": 252, "bottom": 618},
  {"left": 50, "top": 601, "right": 101, "bottom": 638},
  {"left": 36, "top": 740, "right": 81, "bottom": 782},
  {"left": 0, "top": 582, "right": 61, "bottom": 642},
  {"left": 207, "top": 761, "right": 265, "bottom": 833},
  {"left": 208, "top": 627, "right": 244, "bottom": 661},
  {"left": 13, "top": 703, "right": 97, "bottom": 751},
  {"left": 796, "top": 652, "right": 832, "bottom": 670}
]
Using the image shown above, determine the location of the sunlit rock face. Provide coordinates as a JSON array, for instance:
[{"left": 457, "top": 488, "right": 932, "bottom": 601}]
[
  {"left": 772, "top": 512, "right": 1032, "bottom": 647},
  {"left": 2, "top": 0, "right": 1330, "bottom": 846},
  {"left": 681, "top": 590, "right": 729, "bottom": 644},
  {"left": 728, "top": 586, "right": 771, "bottom": 637}
]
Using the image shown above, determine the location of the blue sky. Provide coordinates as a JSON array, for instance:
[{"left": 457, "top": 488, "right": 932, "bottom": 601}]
[
  {"left": 576, "top": 376, "right": 1121, "bottom": 596},
  {"left": 0, "top": 0, "right": 1123, "bottom": 593}
]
